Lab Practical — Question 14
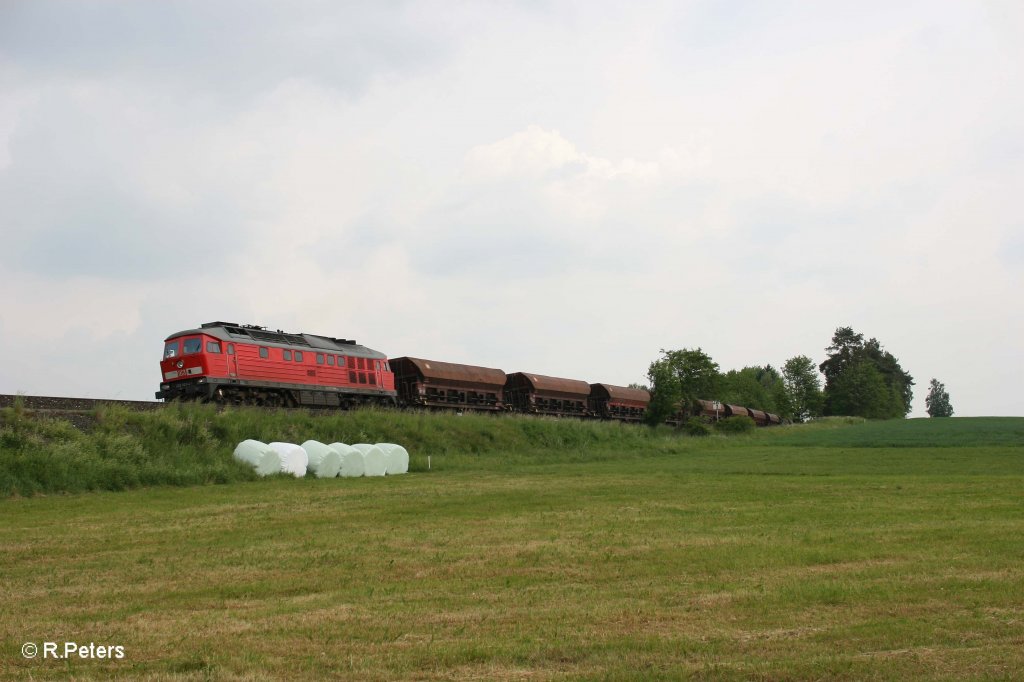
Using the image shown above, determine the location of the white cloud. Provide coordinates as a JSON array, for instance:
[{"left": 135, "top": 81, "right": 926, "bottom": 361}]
[{"left": 464, "top": 125, "right": 581, "bottom": 178}]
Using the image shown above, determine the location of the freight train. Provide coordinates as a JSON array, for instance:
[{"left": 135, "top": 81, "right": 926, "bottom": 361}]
[{"left": 156, "top": 322, "right": 781, "bottom": 426}]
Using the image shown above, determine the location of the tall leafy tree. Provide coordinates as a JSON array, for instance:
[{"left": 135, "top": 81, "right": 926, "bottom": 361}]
[
  {"left": 720, "top": 367, "right": 770, "bottom": 411},
  {"left": 925, "top": 379, "right": 954, "bottom": 417},
  {"left": 820, "top": 327, "right": 914, "bottom": 418},
  {"left": 719, "top": 365, "right": 790, "bottom": 417},
  {"left": 861, "top": 338, "right": 914, "bottom": 415},
  {"left": 827, "top": 360, "right": 898, "bottom": 419},
  {"left": 783, "top": 355, "right": 824, "bottom": 422},
  {"left": 645, "top": 358, "right": 680, "bottom": 425},
  {"left": 819, "top": 327, "right": 865, "bottom": 389},
  {"left": 646, "top": 348, "right": 721, "bottom": 425},
  {"left": 759, "top": 365, "right": 793, "bottom": 419},
  {"left": 667, "top": 348, "right": 721, "bottom": 401}
]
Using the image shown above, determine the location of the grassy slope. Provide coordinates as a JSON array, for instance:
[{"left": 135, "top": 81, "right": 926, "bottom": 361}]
[
  {"left": 1, "top": 416, "right": 1022, "bottom": 680},
  {"left": 0, "top": 403, "right": 686, "bottom": 496}
]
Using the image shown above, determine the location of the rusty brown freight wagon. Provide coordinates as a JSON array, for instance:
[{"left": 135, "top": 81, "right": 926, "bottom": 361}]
[
  {"left": 504, "top": 372, "right": 591, "bottom": 417},
  {"left": 724, "top": 404, "right": 751, "bottom": 419},
  {"left": 695, "top": 399, "right": 725, "bottom": 421},
  {"left": 589, "top": 384, "right": 650, "bottom": 422},
  {"left": 748, "top": 408, "right": 769, "bottom": 426},
  {"left": 389, "top": 357, "right": 506, "bottom": 411}
]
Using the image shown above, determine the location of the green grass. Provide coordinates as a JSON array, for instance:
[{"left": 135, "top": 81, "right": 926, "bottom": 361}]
[
  {"left": 1, "top": 415, "right": 1022, "bottom": 679},
  {"left": 1, "top": 402, "right": 696, "bottom": 496},
  {"left": 757, "top": 416, "right": 1024, "bottom": 448}
]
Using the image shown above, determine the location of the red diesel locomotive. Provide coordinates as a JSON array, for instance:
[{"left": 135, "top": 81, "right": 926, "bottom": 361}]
[
  {"left": 156, "top": 322, "right": 396, "bottom": 408},
  {"left": 157, "top": 321, "right": 781, "bottom": 425}
]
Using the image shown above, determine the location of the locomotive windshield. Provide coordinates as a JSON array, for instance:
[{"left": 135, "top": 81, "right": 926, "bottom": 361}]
[
  {"left": 183, "top": 338, "right": 202, "bottom": 354},
  {"left": 163, "top": 341, "right": 180, "bottom": 359}
]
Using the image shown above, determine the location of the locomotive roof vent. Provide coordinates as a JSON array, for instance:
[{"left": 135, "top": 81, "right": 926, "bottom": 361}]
[
  {"left": 245, "top": 329, "right": 311, "bottom": 347},
  {"left": 198, "top": 322, "right": 357, "bottom": 349},
  {"left": 202, "top": 321, "right": 267, "bottom": 331}
]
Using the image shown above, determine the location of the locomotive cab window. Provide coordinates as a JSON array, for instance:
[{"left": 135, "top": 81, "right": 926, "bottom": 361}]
[
  {"left": 283, "top": 350, "right": 292, "bottom": 361},
  {"left": 183, "top": 338, "right": 202, "bottom": 354},
  {"left": 206, "top": 341, "right": 222, "bottom": 354},
  {"left": 163, "top": 341, "right": 180, "bottom": 359}
]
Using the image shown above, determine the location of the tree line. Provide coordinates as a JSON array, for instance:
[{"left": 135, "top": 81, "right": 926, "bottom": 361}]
[{"left": 643, "top": 326, "right": 950, "bottom": 424}]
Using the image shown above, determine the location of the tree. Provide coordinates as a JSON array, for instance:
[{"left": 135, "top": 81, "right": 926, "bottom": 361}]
[
  {"left": 861, "top": 338, "right": 914, "bottom": 416},
  {"left": 646, "top": 348, "right": 721, "bottom": 425},
  {"left": 783, "top": 355, "right": 824, "bottom": 422},
  {"left": 827, "top": 359, "right": 896, "bottom": 419},
  {"left": 925, "top": 379, "right": 954, "bottom": 417},
  {"left": 719, "top": 365, "right": 790, "bottom": 417},
  {"left": 645, "top": 358, "right": 680, "bottom": 425},
  {"left": 720, "top": 367, "right": 770, "bottom": 412},
  {"left": 819, "top": 327, "right": 914, "bottom": 419},
  {"left": 819, "top": 327, "right": 864, "bottom": 389},
  {"left": 667, "top": 348, "right": 722, "bottom": 401},
  {"left": 759, "top": 365, "right": 793, "bottom": 419}
]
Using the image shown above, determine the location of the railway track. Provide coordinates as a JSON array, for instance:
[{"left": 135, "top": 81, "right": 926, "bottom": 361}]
[
  {"left": 0, "top": 394, "right": 373, "bottom": 416},
  {"left": 0, "top": 394, "right": 164, "bottom": 413}
]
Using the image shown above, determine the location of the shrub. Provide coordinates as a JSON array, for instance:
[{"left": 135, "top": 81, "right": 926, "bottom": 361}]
[
  {"left": 715, "top": 416, "right": 756, "bottom": 435},
  {"left": 683, "top": 417, "right": 712, "bottom": 437}
]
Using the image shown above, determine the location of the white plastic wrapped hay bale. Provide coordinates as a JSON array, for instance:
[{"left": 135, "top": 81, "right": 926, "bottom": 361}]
[
  {"left": 330, "top": 443, "right": 365, "bottom": 478},
  {"left": 232, "top": 439, "right": 282, "bottom": 477},
  {"left": 376, "top": 443, "right": 409, "bottom": 475},
  {"left": 268, "top": 442, "right": 308, "bottom": 478},
  {"left": 352, "top": 443, "right": 388, "bottom": 477},
  {"left": 301, "top": 440, "right": 341, "bottom": 478}
]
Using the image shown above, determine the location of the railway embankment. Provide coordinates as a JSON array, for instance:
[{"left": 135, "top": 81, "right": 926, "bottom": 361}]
[
  {"left": 9, "top": 396, "right": 1009, "bottom": 498},
  {"left": 1, "top": 399, "right": 695, "bottom": 496}
]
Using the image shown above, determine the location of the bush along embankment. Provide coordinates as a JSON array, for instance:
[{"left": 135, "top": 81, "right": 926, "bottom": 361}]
[
  {"left": 0, "top": 402, "right": 257, "bottom": 496},
  {"left": 1, "top": 402, "right": 717, "bottom": 496}
]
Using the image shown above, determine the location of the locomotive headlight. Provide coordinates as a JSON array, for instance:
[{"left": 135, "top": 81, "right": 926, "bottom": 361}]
[{"left": 176, "top": 360, "right": 184, "bottom": 368}]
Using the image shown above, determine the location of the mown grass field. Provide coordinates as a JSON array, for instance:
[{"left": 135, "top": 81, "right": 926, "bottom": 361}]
[{"left": 2, "top": 414, "right": 1023, "bottom": 680}]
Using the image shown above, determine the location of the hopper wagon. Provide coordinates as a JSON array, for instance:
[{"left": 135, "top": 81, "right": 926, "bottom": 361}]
[
  {"left": 389, "top": 357, "right": 506, "bottom": 411},
  {"left": 504, "top": 372, "right": 591, "bottom": 417}
]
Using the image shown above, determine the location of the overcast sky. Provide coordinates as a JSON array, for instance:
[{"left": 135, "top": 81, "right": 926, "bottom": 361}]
[{"left": 1, "top": 0, "right": 1022, "bottom": 417}]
